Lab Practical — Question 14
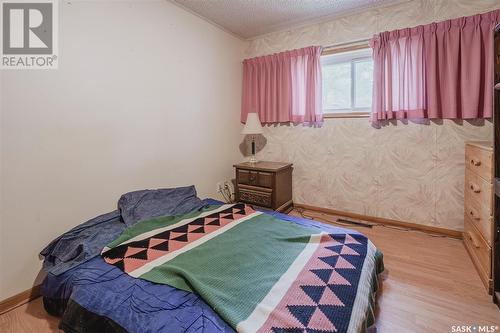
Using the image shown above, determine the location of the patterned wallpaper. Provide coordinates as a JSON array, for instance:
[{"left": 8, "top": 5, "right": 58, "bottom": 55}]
[
  {"left": 246, "top": 0, "right": 499, "bottom": 231},
  {"left": 254, "top": 119, "right": 492, "bottom": 231}
]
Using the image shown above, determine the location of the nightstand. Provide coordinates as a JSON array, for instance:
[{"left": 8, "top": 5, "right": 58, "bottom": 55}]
[{"left": 233, "top": 161, "right": 293, "bottom": 212}]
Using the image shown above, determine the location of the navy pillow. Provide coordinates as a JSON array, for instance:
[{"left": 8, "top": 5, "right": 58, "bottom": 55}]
[{"left": 118, "top": 186, "right": 205, "bottom": 226}]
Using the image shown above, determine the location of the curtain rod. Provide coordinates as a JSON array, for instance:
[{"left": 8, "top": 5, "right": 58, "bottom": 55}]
[
  {"left": 322, "top": 38, "right": 371, "bottom": 55},
  {"left": 322, "top": 38, "right": 371, "bottom": 50}
]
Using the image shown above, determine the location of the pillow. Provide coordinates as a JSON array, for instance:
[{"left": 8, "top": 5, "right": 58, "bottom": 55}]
[{"left": 118, "top": 186, "right": 205, "bottom": 226}]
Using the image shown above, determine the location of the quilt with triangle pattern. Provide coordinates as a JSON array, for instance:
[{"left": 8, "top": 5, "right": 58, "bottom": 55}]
[{"left": 101, "top": 203, "right": 381, "bottom": 333}]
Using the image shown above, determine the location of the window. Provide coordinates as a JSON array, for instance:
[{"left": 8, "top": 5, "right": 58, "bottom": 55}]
[{"left": 321, "top": 48, "right": 373, "bottom": 116}]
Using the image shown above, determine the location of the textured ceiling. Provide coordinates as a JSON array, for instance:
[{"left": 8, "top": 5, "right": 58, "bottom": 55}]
[{"left": 171, "top": 0, "right": 407, "bottom": 39}]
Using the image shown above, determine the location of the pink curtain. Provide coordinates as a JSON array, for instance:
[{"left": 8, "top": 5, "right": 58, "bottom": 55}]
[
  {"left": 371, "top": 10, "right": 500, "bottom": 123},
  {"left": 241, "top": 46, "right": 323, "bottom": 125}
]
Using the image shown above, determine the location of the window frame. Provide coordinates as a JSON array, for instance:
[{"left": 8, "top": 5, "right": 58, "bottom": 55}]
[{"left": 321, "top": 47, "right": 372, "bottom": 118}]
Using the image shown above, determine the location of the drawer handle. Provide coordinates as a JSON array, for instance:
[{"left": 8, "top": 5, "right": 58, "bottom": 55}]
[
  {"left": 249, "top": 175, "right": 256, "bottom": 181},
  {"left": 466, "top": 231, "right": 481, "bottom": 248},
  {"left": 468, "top": 208, "right": 480, "bottom": 220},
  {"left": 469, "top": 183, "right": 481, "bottom": 193},
  {"left": 470, "top": 158, "right": 481, "bottom": 167}
]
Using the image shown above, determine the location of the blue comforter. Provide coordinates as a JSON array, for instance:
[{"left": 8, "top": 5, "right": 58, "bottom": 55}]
[
  {"left": 41, "top": 199, "right": 363, "bottom": 333},
  {"left": 41, "top": 186, "right": 205, "bottom": 276}
]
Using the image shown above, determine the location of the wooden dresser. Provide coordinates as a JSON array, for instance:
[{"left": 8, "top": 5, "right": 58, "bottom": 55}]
[
  {"left": 234, "top": 161, "right": 293, "bottom": 212},
  {"left": 464, "top": 141, "right": 494, "bottom": 293}
]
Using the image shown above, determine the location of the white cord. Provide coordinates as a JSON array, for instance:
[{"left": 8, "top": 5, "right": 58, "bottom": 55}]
[{"left": 217, "top": 181, "right": 234, "bottom": 203}]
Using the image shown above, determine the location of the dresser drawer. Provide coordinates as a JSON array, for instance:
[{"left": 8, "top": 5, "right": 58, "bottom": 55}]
[
  {"left": 465, "top": 144, "right": 493, "bottom": 182},
  {"left": 238, "top": 188, "right": 272, "bottom": 208},
  {"left": 464, "top": 168, "right": 493, "bottom": 214},
  {"left": 464, "top": 199, "right": 492, "bottom": 245},
  {"left": 237, "top": 169, "right": 273, "bottom": 188},
  {"left": 463, "top": 216, "right": 491, "bottom": 287}
]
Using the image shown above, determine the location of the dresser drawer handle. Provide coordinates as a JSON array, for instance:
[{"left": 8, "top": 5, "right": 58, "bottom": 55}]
[
  {"left": 466, "top": 231, "right": 481, "bottom": 248},
  {"left": 470, "top": 158, "right": 481, "bottom": 167},
  {"left": 469, "top": 183, "right": 481, "bottom": 193},
  {"left": 468, "top": 208, "right": 480, "bottom": 220}
]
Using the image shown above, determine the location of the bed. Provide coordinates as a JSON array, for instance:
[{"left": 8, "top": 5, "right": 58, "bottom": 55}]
[{"left": 40, "top": 188, "right": 383, "bottom": 333}]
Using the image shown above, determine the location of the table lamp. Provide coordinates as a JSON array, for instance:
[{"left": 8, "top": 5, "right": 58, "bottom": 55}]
[{"left": 242, "top": 113, "right": 263, "bottom": 163}]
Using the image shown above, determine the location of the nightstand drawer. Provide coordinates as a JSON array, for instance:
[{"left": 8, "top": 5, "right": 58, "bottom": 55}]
[
  {"left": 237, "top": 170, "right": 273, "bottom": 188},
  {"left": 238, "top": 188, "right": 272, "bottom": 208}
]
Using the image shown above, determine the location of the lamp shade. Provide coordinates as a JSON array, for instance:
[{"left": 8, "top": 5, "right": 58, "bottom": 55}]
[{"left": 241, "top": 113, "right": 263, "bottom": 135}]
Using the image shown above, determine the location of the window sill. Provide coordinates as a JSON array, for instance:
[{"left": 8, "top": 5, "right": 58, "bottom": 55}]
[{"left": 323, "top": 112, "right": 370, "bottom": 119}]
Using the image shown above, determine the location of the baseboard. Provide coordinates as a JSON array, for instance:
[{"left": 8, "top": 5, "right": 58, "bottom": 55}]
[
  {"left": 0, "top": 285, "right": 41, "bottom": 315},
  {"left": 294, "top": 203, "right": 463, "bottom": 239}
]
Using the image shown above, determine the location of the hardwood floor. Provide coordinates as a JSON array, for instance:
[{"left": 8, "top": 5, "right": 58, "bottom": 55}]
[
  {"left": 0, "top": 208, "right": 499, "bottom": 333},
  {"left": 291, "top": 209, "right": 500, "bottom": 332},
  {"left": 0, "top": 298, "right": 59, "bottom": 333}
]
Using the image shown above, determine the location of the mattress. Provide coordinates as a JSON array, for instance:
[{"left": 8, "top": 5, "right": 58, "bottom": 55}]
[{"left": 41, "top": 199, "right": 383, "bottom": 333}]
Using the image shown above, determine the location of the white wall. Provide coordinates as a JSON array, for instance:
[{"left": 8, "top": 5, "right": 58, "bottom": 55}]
[{"left": 0, "top": 0, "right": 245, "bottom": 300}]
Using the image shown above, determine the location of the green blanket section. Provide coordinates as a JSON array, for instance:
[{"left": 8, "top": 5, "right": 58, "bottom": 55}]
[{"left": 107, "top": 206, "right": 320, "bottom": 327}]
